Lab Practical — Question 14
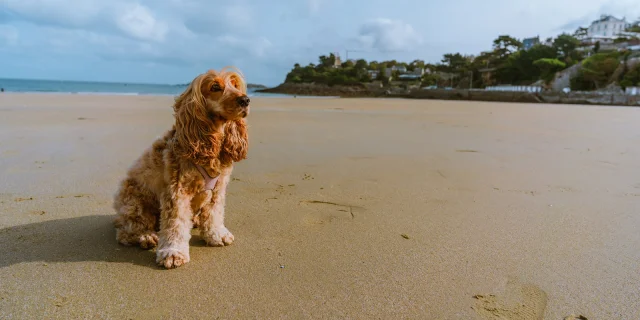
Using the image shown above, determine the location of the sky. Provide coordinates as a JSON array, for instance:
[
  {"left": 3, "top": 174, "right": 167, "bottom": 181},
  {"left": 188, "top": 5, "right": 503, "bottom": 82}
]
[{"left": 0, "top": 0, "right": 639, "bottom": 86}]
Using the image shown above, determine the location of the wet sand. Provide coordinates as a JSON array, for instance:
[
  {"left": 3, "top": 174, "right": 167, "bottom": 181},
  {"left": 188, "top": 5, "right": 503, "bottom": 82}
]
[{"left": 0, "top": 93, "right": 639, "bottom": 319}]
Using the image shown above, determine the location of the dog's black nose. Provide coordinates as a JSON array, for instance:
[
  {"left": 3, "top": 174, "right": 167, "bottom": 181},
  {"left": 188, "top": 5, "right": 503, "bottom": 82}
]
[{"left": 236, "top": 96, "right": 250, "bottom": 107}]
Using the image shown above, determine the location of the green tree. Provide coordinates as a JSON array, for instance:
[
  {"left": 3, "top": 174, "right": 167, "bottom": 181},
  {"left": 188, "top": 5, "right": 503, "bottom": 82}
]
[
  {"left": 626, "top": 18, "right": 640, "bottom": 32},
  {"left": 620, "top": 63, "right": 640, "bottom": 88},
  {"left": 493, "top": 44, "right": 557, "bottom": 84},
  {"left": 341, "top": 60, "right": 355, "bottom": 68},
  {"left": 471, "top": 51, "right": 498, "bottom": 69},
  {"left": 354, "top": 59, "right": 368, "bottom": 70},
  {"left": 421, "top": 73, "right": 441, "bottom": 87},
  {"left": 553, "top": 34, "right": 580, "bottom": 61},
  {"left": 573, "top": 27, "right": 588, "bottom": 39},
  {"left": 578, "top": 52, "right": 620, "bottom": 89},
  {"left": 533, "top": 58, "right": 566, "bottom": 83},
  {"left": 492, "top": 35, "right": 523, "bottom": 59},
  {"left": 594, "top": 41, "right": 600, "bottom": 54},
  {"left": 369, "top": 61, "right": 379, "bottom": 71},
  {"left": 441, "top": 53, "right": 470, "bottom": 72}
]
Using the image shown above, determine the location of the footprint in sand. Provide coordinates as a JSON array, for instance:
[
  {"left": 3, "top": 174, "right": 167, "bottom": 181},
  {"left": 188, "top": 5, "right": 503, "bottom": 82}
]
[
  {"left": 472, "top": 277, "right": 547, "bottom": 320},
  {"left": 299, "top": 200, "right": 362, "bottom": 225}
]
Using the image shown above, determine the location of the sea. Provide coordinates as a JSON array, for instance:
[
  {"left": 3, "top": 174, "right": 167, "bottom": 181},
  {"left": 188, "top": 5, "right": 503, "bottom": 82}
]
[{"left": 0, "top": 78, "right": 292, "bottom": 98}]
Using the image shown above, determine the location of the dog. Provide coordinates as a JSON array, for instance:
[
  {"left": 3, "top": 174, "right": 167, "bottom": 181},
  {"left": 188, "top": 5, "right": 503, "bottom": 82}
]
[{"left": 112, "top": 68, "right": 250, "bottom": 269}]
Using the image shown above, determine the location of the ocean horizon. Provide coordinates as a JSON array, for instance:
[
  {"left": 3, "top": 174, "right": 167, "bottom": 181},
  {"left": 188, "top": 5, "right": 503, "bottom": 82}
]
[{"left": 0, "top": 78, "right": 291, "bottom": 98}]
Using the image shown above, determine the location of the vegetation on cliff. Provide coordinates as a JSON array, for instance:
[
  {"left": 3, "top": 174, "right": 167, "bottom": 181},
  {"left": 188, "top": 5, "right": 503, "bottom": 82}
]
[
  {"left": 620, "top": 63, "right": 640, "bottom": 88},
  {"left": 281, "top": 20, "right": 640, "bottom": 91},
  {"left": 571, "top": 52, "right": 621, "bottom": 90},
  {"left": 283, "top": 34, "right": 587, "bottom": 88}
]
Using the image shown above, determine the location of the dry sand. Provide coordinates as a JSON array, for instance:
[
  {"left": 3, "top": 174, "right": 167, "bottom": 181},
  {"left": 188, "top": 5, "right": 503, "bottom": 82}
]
[{"left": 0, "top": 93, "right": 639, "bottom": 319}]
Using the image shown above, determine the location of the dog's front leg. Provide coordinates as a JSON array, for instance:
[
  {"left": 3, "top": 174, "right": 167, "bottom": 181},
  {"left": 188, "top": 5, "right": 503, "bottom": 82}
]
[
  {"left": 199, "top": 172, "right": 235, "bottom": 247},
  {"left": 156, "top": 190, "right": 194, "bottom": 269}
]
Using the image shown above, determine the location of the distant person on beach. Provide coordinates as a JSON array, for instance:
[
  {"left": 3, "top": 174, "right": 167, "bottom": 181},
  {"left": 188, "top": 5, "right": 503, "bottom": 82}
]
[{"left": 0, "top": 88, "right": 4, "bottom": 92}]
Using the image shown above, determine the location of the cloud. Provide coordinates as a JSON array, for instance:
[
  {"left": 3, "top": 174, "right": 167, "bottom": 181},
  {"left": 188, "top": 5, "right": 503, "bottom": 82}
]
[
  {"left": 0, "top": 0, "right": 273, "bottom": 66},
  {"left": 114, "top": 3, "right": 167, "bottom": 42},
  {"left": 354, "top": 18, "right": 422, "bottom": 52},
  {"left": 2, "top": 0, "right": 170, "bottom": 42}
]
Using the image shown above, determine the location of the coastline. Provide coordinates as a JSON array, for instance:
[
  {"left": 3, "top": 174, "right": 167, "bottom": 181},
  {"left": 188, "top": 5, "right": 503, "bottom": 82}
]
[
  {"left": 4, "top": 86, "right": 640, "bottom": 107},
  {"left": 257, "top": 83, "right": 640, "bottom": 107}
]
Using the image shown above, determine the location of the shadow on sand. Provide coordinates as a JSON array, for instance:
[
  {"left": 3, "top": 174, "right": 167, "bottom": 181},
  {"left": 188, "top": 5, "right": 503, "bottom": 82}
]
[{"left": 0, "top": 215, "right": 207, "bottom": 270}]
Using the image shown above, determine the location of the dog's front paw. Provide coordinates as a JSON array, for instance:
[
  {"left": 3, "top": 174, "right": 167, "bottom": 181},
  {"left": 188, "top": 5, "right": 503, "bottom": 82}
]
[
  {"left": 156, "top": 248, "right": 190, "bottom": 269},
  {"left": 139, "top": 233, "right": 159, "bottom": 249},
  {"left": 203, "top": 227, "right": 235, "bottom": 247}
]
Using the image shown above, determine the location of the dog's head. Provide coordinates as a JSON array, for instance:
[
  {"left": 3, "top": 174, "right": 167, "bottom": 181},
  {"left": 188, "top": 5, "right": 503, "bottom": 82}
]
[
  {"left": 173, "top": 68, "right": 250, "bottom": 166},
  {"left": 175, "top": 68, "right": 250, "bottom": 121}
]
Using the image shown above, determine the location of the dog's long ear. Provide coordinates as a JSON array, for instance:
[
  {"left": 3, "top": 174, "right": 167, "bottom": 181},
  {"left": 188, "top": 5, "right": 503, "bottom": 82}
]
[
  {"left": 173, "top": 71, "right": 222, "bottom": 164},
  {"left": 173, "top": 72, "right": 208, "bottom": 115},
  {"left": 220, "top": 118, "right": 248, "bottom": 164}
]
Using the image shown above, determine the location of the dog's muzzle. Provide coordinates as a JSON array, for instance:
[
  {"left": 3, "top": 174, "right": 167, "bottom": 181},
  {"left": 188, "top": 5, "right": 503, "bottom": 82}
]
[{"left": 236, "top": 96, "right": 250, "bottom": 108}]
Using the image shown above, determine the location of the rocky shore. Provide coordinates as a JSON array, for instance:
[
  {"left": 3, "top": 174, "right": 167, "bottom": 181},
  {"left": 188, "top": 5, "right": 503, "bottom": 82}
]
[
  {"left": 257, "top": 83, "right": 640, "bottom": 107},
  {"left": 256, "top": 83, "right": 377, "bottom": 97}
]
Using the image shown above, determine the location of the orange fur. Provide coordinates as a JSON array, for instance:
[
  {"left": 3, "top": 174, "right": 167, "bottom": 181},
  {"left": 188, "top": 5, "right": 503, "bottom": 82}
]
[{"left": 112, "top": 68, "right": 250, "bottom": 269}]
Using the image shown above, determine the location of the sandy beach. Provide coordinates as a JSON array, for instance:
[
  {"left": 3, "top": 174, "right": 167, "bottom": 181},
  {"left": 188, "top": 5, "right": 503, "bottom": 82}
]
[{"left": 1, "top": 93, "right": 639, "bottom": 319}]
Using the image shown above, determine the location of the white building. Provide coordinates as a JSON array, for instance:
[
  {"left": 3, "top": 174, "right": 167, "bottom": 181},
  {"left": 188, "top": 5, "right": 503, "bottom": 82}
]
[{"left": 587, "top": 15, "right": 629, "bottom": 38}]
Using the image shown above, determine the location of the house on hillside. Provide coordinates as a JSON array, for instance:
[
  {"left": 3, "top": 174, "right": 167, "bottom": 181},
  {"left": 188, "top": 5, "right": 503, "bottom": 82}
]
[
  {"left": 332, "top": 53, "right": 342, "bottom": 68},
  {"left": 409, "top": 68, "right": 425, "bottom": 76},
  {"left": 523, "top": 36, "right": 540, "bottom": 50},
  {"left": 392, "top": 65, "right": 407, "bottom": 73},
  {"left": 384, "top": 65, "right": 408, "bottom": 78},
  {"left": 587, "top": 15, "right": 629, "bottom": 38}
]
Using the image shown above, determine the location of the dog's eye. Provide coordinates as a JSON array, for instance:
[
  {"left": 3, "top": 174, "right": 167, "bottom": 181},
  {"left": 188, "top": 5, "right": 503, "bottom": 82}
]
[{"left": 211, "top": 83, "right": 222, "bottom": 92}]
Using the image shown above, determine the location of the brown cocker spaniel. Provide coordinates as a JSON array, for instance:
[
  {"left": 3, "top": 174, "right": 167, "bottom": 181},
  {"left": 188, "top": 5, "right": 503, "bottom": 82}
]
[{"left": 112, "top": 68, "right": 250, "bottom": 269}]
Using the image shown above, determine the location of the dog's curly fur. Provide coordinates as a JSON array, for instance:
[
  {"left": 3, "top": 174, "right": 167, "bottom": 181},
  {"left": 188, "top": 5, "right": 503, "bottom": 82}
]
[{"left": 113, "top": 68, "right": 250, "bottom": 269}]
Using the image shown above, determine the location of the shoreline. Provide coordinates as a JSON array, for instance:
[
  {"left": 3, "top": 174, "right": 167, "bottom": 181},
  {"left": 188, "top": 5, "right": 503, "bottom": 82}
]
[
  {"left": 5, "top": 89, "right": 639, "bottom": 108},
  {"left": 258, "top": 83, "right": 640, "bottom": 107}
]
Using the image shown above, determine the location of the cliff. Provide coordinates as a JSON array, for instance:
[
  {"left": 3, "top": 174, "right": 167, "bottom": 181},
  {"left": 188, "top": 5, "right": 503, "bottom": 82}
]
[
  {"left": 247, "top": 83, "right": 267, "bottom": 90},
  {"left": 256, "top": 82, "right": 381, "bottom": 97}
]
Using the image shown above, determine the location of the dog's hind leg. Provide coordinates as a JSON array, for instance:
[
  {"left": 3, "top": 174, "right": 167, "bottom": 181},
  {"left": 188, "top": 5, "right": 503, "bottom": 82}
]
[{"left": 113, "top": 178, "right": 159, "bottom": 249}]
